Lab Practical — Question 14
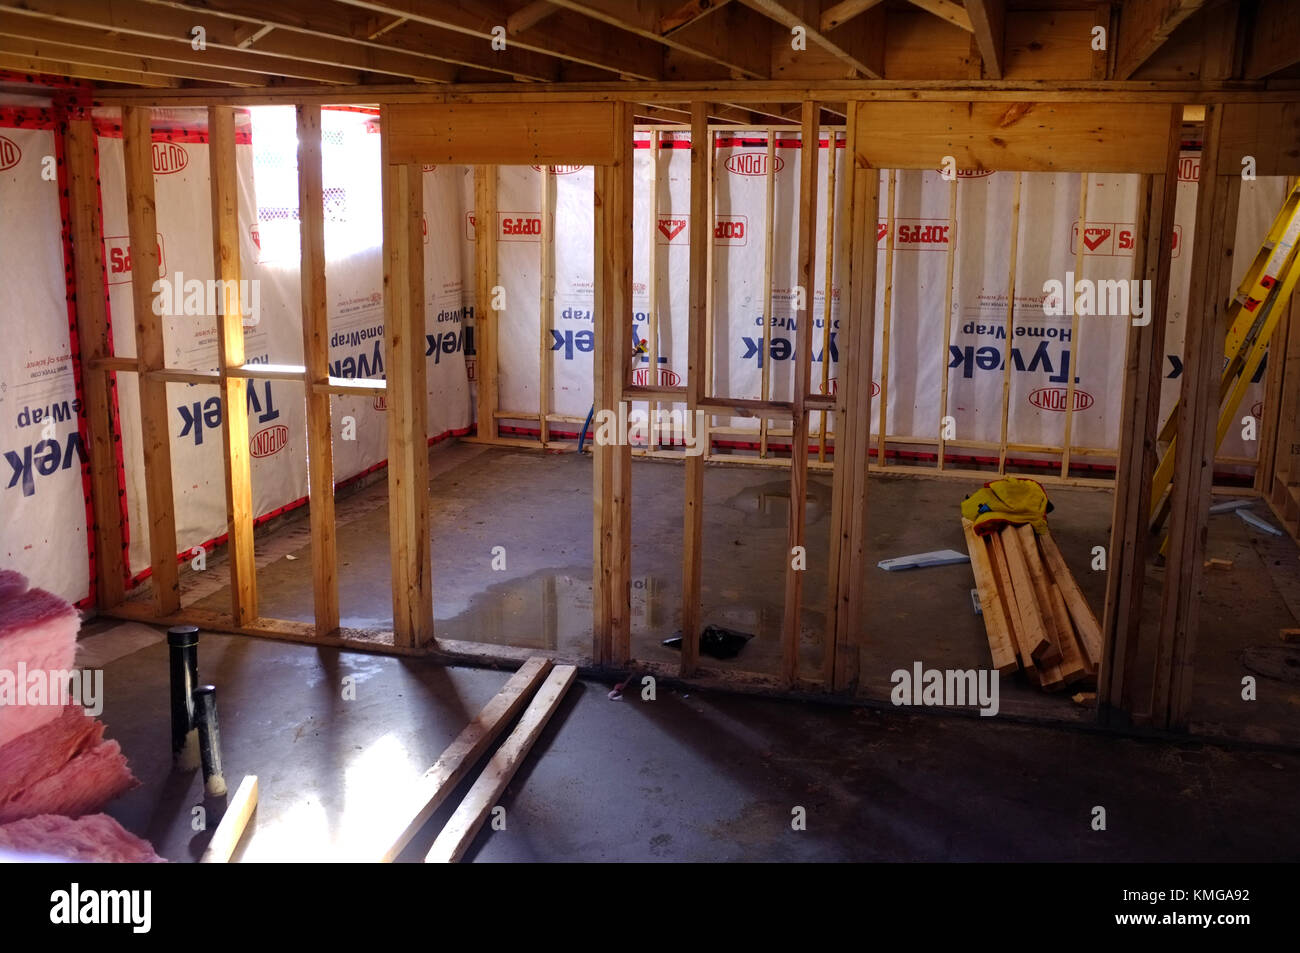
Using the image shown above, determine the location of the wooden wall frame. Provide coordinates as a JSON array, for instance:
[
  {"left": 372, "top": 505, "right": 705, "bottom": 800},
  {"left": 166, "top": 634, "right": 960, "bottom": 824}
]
[{"left": 72, "top": 89, "right": 1293, "bottom": 730}]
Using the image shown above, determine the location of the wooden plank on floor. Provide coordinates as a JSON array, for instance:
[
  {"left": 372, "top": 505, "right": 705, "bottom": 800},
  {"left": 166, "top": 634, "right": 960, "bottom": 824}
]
[
  {"left": 425, "top": 664, "right": 577, "bottom": 863},
  {"left": 376, "top": 657, "right": 552, "bottom": 862},
  {"left": 997, "top": 525, "right": 1049, "bottom": 660},
  {"left": 961, "top": 519, "right": 1017, "bottom": 673},
  {"left": 65, "top": 117, "right": 126, "bottom": 609},
  {"left": 1040, "top": 529, "right": 1103, "bottom": 668},
  {"left": 1014, "top": 523, "right": 1063, "bottom": 665},
  {"left": 680, "top": 102, "right": 710, "bottom": 678},
  {"left": 989, "top": 530, "right": 1033, "bottom": 671},
  {"left": 1047, "top": 582, "right": 1090, "bottom": 683},
  {"left": 297, "top": 104, "right": 340, "bottom": 636},
  {"left": 381, "top": 116, "right": 433, "bottom": 648},
  {"left": 122, "top": 106, "right": 180, "bottom": 615},
  {"left": 209, "top": 106, "right": 257, "bottom": 626},
  {"left": 200, "top": 775, "right": 258, "bottom": 863}
]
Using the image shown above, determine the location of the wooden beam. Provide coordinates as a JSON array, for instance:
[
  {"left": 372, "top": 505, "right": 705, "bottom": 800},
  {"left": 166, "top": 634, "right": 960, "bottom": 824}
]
[
  {"left": 1243, "top": 0, "right": 1300, "bottom": 79},
  {"left": 474, "top": 167, "right": 499, "bottom": 441},
  {"left": 1061, "top": 172, "right": 1088, "bottom": 477},
  {"left": 199, "top": 775, "right": 258, "bottom": 863},
  {"left": 827, "top": 102, "right": 877, "bottom": 691},
  {"left": 739, "top": 0, "right": 883, "bottom": 78},
  {"left": 65, "top": 119, "right": 126, "bottom": 610},
  {"left": 780, "top": 100, "right": 819, "bottom": 687},
  {"left": 377, "top": 657, "right": 552, "bottom": 861},
  {"left": 1153, "top": 104, "right": 1230, "bottom": 730},
  {"left": 821, "top": 0, "right": 885, "bottom": 32},
  {"left": 384, "top": 102, "right": 619, "bottom": 166},
  {"left": 0, "top": 51, "right": 181, "bottom": 86},
  {"left": 0, "top": 33, "right": 267, "bottom": 85},
  {"left": 878, "top": 169, "right": 896, "bottom": 466},
  {"left": 381, "top": 115, "right": 433, "bottom": 648},
  {"left": 123, "top": 107, "right": 180, "bottom": 615},
  {"left": 507, "top": 1, "right": 559, "bottom": 35},
  {"left": 0, "top": 0, "right": 367, "bottom": 84},
  {"left": 592, "top": 103, "right": 635, "bottom": 666},
  {"left": 297, "top": 104, "right": 340, "bottom": 636},
  {"left": 547, "top": 0, "right": 765, "bottom": 79},
  {"left": 680, "top": 104, "right": 710, "bottom": 678},
  {"left": 998, "top": 173, "right": 1023, "bottom": 473},
  {"left": 539, "top": 166, "right": 556, "bottom": 446},
  {"left": 937, "top": 175, "right": 957, "bottom": 468},
  {"left": 965, "top": 0, "right": 1005, "bottom": 79},
  {"left": 208, "top": 106, "right": 257, "bottom": 626},
  {"left": 1113, "top": 0, "right": 1208, "bottom": 80},
  {"left": 331, "top": 0, "right": 667, "bottom": 80},
  {"left": 853, "top": 101, "right": 1174, "bottom": 174},
  {"left": 425, "top": 664, "right": 576, "bottom": 863},
  {"left": 906, "top": 0, "right": 974, "bottom": 33}
]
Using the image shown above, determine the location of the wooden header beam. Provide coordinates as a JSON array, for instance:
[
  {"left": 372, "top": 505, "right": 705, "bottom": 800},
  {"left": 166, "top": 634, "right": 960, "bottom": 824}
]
[
  {"left": 384, "top": 102, "right": 620, "bottom": 165},
  {"left": 854, "top": 101, "right": 1173, "bottom": 173}
]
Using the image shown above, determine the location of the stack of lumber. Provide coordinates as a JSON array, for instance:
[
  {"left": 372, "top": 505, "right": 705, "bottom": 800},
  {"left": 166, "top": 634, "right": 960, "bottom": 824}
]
[
  {"left": 0, "top": 570, "right": 150, "bottom": 859},
  {"left": 961, "top": 519, "right": 1103, "bottom": 693}
]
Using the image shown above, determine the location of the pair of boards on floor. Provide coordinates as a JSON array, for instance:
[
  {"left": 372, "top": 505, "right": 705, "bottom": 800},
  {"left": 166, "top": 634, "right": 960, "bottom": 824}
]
[{"left": 379, "top": 657, "right": 577, "bottom": 863}]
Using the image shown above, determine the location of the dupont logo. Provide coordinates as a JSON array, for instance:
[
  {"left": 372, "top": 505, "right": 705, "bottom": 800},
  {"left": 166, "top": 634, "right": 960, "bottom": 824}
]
[
  {"left": 372, "top": 394, "right": 387, "bottom": 412},
  {"left": 422, "top": 163, "right": 437, "bottom": 172},
  {"left": 1251, "top": 400, "right": 1263, "bottom": 419},
  {"left": 631, "top": 367, "right": 682, "bottom": 387},
  {"left": 1028, "top": 387, "right": 1094, "bottom": 412},
  {"left": 152, "top": 142, "right": 188, "bottom": 175},
  {"left": 0, "top": 135, "right": 20, "bottom": 171},
  {"left": 532, "top": 165, "right": 584, "bottom": 175},
  {"left": 250, "top": 424, "right": 288, "bottom": 458},
  {"left": 938, "top": 167, "right": 994, "bottom": 178},
  {"left": 658, "top": 218, "right": 686, "bottom": 241},
  {"left": 726, "top": 153, "right": 783, "bottom": 176},
  {"left": 871, "top": 380, "right": 880, "bottom": 397},
  {"left": 1178, "top": 155, "right": 1200, "bottom": 183}
]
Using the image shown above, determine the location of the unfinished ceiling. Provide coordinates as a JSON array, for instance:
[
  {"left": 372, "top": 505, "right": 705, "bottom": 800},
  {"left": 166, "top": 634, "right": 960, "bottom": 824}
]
[{"left": 0, "top": 1, "right": 1298, "bottom": 123}]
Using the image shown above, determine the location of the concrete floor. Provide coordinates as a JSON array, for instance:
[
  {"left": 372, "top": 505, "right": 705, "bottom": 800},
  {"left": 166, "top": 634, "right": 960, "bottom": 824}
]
[
  {"left": 168, "top": 440, "right": 1300, "bottom": 745},
  {"left": 80, "top": 620, "right": 1300, "bottom": 862}
]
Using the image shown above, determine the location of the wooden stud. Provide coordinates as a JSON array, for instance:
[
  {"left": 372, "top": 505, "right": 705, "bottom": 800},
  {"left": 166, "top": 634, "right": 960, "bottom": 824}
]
[
  {"left": 539, "top": 165, "right": 556, "bottom": 446},
  {"left": 1154, "top": 105, "right": 1232, "bottom": 730},
  {"left": 381, "top": 113, "right": 433, "bottom": 648},
  {"left": 681, "top": 102, "right": 710, "bottom": 678},
  {"left": 1098, "top": 117, "right": 1180, "bottom": 722},
  {"left": 1040, "top": 529, "right": 1104, "bottom": 670},
  {"left": 1047, "top": 583, "right": 1090, "bottom": 682},
  {"left": 818, "top": 129, "right": 837, "bottom": 464},
  {"left": 760, "top": 127, "right": 776, "bottom": 459},
  {"left": 377, "top": 657, "right": 552, "bottom": 861},
  {"left": 122, "top": 106, "right": 180, "bottom": 615},
  {"left": 781, "top": 100, "right": 819, "bottom": 687},
  {"left": 65, "top": 118, "right": 126, "bottom": 609},
  {"left": 592, "top": 102, "right": 635, "bottom": 667},
  {"left": 645, "top": 130, "right": 659, "bottom": 450},
  {"left": 425, "top": 664, "right": 576, "bottom": 863},
  {"left": 997, "top": 526, "right": 1050, "bottom": 660},
  {"left": 877, "top": 170, "right": 896, "bottom": 467},
  {"left": 826, "top": 103, "right": 877, "bottom": 693},
  {"left": 998, "top": 172, "right": 1023, "bottom": 474},
  {"left": 474, "top": 167, "right": 500, "bottom": 440},
  {"left": 297, "top": 104, "right": 340, "bottom": 635},
  {"left": 1061, "top": 173, "right": 1088, "bottom": 477},
  {"left": 207, "top": 106, "right": 258, "bottom": 626},
  {"left": 938, "top": 175, "right": 958, "bottom": 469}
]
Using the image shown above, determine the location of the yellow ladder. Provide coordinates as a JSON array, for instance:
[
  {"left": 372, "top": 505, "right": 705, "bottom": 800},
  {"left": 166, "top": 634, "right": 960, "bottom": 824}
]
[{"left": 1150, "top": 179, "right": 1300, "bottom": 537}]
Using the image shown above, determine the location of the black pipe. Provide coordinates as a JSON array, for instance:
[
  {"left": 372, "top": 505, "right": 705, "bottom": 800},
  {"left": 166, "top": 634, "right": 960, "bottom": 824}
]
[
  {"left": 192, "top": 685, "right": 227, "bottom": 797},
  {"left": 166, "top": 625, "right": 199, "bottom": 765}
]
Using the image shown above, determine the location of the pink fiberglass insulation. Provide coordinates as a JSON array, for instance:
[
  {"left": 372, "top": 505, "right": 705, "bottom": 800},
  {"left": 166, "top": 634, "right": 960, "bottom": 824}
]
[
  {"left": 0, "top": 813, "right": 164, "bottom": 863},
  {"left": 0, "top": 705, "right": 137, "bottom": 824},
  {"left": 0, "top": 575, "right": 79, "bottom": 749}
]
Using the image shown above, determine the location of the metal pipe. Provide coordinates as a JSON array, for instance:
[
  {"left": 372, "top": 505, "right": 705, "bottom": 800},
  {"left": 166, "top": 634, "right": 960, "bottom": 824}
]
[
  {"left": 167, "top": 625, "right": 200, "bottom": 768},
  {"left": 192, "top": 684, "right": 227, "bottom": 797}
]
